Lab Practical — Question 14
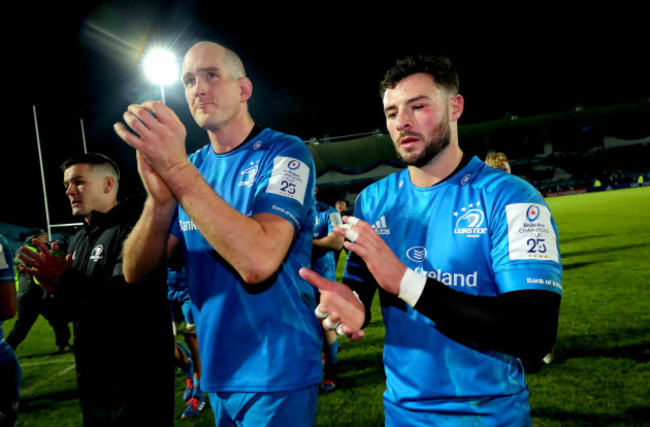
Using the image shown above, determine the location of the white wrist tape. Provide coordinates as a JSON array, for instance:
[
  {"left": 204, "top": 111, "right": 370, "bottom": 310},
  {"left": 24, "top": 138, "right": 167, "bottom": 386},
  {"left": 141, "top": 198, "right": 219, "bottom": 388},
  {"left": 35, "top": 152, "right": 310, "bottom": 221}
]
[{"left": 398, "top": 268, "right": 427, "bottom": 307}]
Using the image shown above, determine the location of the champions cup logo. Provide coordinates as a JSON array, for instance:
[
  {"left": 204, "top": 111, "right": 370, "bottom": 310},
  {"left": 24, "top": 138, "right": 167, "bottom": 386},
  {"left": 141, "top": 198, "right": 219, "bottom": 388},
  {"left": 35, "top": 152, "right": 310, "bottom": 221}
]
[
  {"left": 287, "top": 160, "right": 301, "bottom": 170},
  {"left": 526, "top": 205, "right": 540, "bottom": 222},
  {"left": 406, "top": 246, "right": 427, "bottom": 262},
  {"left": 454, "top": 208, "right": 488, "bottom": 237}
]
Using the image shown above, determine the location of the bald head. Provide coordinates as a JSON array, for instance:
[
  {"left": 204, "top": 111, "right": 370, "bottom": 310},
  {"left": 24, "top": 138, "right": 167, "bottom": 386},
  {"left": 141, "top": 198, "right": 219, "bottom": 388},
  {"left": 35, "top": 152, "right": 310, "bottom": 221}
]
[{"left": 183, "top": 42, "right": 246, "bottom": 81}]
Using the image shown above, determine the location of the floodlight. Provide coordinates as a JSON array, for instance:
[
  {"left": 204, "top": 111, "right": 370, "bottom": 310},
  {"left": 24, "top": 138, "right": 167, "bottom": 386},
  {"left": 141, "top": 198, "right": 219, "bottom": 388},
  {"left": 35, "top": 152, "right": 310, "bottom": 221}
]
[{"left": 144, "top": 48, "right": 178, "bottom": 85}]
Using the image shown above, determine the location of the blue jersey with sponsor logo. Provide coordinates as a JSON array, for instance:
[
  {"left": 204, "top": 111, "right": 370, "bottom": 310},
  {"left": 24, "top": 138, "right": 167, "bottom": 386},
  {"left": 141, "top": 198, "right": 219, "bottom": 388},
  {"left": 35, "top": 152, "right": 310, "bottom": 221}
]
[
  {"left": 167, "top": 266, "right": 190, "bottom": 303},
  {"left": 0, "top": 235, "right": 14, "bottom": 342},
  {"left": 345, "top": 156, "right": 562, "bottom": 419},
  {"left": 170, "top": 128, "right": 322, "bottom": 393},
  {"left": 311, "top": 201, "right": 339, "bottom": 281}
]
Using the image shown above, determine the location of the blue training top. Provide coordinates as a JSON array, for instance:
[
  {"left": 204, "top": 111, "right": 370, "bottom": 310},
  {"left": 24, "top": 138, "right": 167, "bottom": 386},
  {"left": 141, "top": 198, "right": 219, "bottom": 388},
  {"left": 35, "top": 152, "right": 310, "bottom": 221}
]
[
  {"left": 170, "top": 128, "right": 322, "bottom": 393},
  {"left": 345, "top": 156, "right": 562, "bottom": 419},
  {"left": 0, "top": 235, "right": 15, "bottom": 342},
  {"left": 311, "top": 201, "right": 339, "bottom": 282}
]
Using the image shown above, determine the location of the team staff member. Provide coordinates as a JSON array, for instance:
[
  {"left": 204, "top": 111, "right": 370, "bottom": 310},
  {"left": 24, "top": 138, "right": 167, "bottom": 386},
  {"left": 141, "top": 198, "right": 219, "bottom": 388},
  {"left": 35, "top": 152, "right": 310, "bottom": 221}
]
[
  {"left": 114, "top": 41, "right": 321, "bottom": 426},
  {"left": 18, "top": 153, "right": 174, "bottom": 425},
  {"left": 301, "top": 55, "right": 562, "bottom": 426}
]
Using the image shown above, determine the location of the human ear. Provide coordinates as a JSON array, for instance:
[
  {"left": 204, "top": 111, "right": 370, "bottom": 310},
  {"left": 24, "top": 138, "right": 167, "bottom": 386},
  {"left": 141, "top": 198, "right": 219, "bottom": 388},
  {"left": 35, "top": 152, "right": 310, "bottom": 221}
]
[
  {"left": 450, "top": 94, "right": 464, "bottom": 121},
  {"left": 239, "top": 77, "right": 253, "bottom": 103}
]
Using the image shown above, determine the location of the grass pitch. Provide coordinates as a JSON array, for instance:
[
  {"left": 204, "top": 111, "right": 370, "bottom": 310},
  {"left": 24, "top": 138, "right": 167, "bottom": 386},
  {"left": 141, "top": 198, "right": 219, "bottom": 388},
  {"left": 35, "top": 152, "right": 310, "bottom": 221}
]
[{"left": 4, "top": 186, "right": 650, "bottom": 426}]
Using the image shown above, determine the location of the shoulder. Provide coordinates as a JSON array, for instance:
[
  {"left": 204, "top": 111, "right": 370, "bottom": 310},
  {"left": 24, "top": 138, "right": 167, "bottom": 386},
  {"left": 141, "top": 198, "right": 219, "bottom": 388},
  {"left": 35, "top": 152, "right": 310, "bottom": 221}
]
[
  {"left": 257, "top": 128, "right": 304, "bottom": 146},
  {"left": 466, "top": 157, "right": 544, "bottom": 204},
  {"left": 358, "top": 169, "right": 407, "bottom": 201},
  {"left": 0, "top": 235, "right": 12, "bottom": 271},
  {"left": 0, "top": 234, "right": 10, "bottom": 252},
  {"left": 187, "top": 144, "right": 212, "bottom": 167},
  {"left": 257, "top": 129, "right": 312, "bottom": 161}
]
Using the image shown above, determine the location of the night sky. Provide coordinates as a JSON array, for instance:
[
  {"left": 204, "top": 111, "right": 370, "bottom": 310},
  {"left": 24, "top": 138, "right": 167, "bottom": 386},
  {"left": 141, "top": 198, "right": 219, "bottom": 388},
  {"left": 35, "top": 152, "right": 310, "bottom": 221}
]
[{"left": 6, "top": 2, "right": 648, "bottom": 229}]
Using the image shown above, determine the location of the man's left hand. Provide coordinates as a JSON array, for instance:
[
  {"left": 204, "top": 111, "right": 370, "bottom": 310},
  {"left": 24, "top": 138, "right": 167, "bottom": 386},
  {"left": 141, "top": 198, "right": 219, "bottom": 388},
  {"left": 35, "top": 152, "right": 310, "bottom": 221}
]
[
  {"left": 113, "top": 100, "right": 189, "bottom": 179},
  {"left": 18, "top": 240, "right": 71, "bottom": 294},
  {"left": 335, "top": 216, "right": 407, "bottom": 295}
]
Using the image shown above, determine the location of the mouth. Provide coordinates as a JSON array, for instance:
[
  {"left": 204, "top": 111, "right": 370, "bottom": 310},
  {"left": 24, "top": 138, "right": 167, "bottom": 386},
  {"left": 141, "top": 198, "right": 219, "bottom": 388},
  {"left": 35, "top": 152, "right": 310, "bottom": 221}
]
[
  {"left": 196, "top": 100, "right": 214, "bottom": 110},
  {"left": 70, "top": 199, "right": 82, "bottom": 209},
  {"left": 399, "top": 135, "right": 420, "bottom": 147}
]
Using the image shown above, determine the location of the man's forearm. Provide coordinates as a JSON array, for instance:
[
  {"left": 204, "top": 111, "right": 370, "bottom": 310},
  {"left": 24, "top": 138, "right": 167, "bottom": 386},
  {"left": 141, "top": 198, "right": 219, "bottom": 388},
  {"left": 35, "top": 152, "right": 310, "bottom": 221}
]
[
  {"left": 404, "top": 276, "right": 561, "bottom": 360},
  {"left": 159, "top": 160, "right": 294, "bottom": 284},
  {"left": 313, "top": 232, "right": 345, "bottom": 252},
  {"left": 123, "top": 197, "right": 175, "bottom": 283}
]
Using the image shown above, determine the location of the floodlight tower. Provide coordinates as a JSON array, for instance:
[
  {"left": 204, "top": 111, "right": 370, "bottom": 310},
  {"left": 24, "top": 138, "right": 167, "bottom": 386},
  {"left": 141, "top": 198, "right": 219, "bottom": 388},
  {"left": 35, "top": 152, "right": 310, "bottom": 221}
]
[{"left": 144, "top": 48, "right": 178, "bottom": 104}]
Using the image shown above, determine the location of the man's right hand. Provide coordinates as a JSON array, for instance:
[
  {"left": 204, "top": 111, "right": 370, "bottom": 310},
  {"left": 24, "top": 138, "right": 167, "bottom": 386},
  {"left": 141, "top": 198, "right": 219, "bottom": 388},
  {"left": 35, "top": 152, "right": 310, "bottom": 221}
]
[
  {"left": 299, "top": 267, "right": 365, "bottom": 341},
  {"left": 136, "top": 150, "right": 176, "bottom": 207}
]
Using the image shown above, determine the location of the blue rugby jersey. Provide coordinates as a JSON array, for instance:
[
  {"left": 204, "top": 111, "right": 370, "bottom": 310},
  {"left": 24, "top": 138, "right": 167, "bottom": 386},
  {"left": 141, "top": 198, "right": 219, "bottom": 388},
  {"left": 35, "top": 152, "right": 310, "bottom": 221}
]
[
  {"left": 345, "top": 156, "right": 562, "bottom": 419},
  {"left": 170, "top": 128, "right": 322, "bottom": 393},
  {"left": 311, "top": 201, "right": 339, "bottom": 282},
  {"left": 0, "top": 235, "right": 14, "bottom": 342}
]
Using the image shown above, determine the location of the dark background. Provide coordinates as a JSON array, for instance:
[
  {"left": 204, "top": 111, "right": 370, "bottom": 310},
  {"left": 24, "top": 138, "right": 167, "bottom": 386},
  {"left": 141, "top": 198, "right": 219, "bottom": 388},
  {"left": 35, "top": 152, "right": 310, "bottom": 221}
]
[{"left": 5, "top": 2, "right": 648, "bottom": 228}]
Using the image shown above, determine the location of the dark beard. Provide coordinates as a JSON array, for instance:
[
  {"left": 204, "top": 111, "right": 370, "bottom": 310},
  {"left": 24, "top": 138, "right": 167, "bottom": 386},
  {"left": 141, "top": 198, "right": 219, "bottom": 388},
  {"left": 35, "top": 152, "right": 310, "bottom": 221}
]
[{"left": 395, "top": 120, "right": 451, "bottom": 168}]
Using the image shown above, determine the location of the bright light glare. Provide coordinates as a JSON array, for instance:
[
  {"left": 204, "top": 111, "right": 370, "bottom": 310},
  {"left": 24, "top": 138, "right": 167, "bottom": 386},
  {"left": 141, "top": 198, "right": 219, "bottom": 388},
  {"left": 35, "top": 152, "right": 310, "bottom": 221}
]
[{"left": 144, "top": 49, "right": 178, "bottom": 85}]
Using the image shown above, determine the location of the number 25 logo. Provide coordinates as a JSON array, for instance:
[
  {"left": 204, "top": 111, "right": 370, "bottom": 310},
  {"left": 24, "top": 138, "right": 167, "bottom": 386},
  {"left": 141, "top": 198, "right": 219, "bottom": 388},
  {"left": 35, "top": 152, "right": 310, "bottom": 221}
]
[
  {"left": 280, "top": 180, "right": 296, "bottom": 194},
  {"left": 527, "top": 238, "right": 546, "bottom": 253}
]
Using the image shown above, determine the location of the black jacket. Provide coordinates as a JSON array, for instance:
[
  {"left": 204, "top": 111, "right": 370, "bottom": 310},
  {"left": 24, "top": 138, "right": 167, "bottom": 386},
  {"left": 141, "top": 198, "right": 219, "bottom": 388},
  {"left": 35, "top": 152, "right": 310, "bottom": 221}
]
[{"left": 55, "top": 200, "right": 174, "bottom": 425}]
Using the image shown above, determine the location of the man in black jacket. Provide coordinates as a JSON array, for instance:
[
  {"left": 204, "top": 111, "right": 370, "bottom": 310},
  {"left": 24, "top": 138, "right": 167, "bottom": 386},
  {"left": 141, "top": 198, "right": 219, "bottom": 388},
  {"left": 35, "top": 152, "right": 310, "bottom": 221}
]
[{"left": 18, "top": 153, "right": 174, "bottom": 426}]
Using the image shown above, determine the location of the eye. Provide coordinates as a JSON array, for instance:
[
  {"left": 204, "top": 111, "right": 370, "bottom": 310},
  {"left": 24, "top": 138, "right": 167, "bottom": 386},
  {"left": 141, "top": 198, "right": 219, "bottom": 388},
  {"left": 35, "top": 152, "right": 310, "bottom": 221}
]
[{"left": 183, "top": 76, "right": 196, "bottom": 87}]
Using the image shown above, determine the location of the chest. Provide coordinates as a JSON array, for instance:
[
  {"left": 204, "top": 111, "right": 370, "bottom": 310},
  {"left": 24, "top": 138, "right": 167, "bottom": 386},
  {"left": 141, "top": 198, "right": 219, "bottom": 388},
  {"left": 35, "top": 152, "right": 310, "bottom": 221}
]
[
  {"left": 360, "top": 183, "right": 496, "bottom": 291},
  {"left": 69, "top": 229, "right": 122, "bottom": 277}
]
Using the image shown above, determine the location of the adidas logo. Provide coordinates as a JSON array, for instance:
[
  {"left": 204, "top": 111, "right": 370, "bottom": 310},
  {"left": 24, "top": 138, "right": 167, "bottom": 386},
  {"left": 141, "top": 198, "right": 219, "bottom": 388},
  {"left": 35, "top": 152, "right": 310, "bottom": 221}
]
[{"left": 372, "top": 216, "right": 391, "bottom": 235}]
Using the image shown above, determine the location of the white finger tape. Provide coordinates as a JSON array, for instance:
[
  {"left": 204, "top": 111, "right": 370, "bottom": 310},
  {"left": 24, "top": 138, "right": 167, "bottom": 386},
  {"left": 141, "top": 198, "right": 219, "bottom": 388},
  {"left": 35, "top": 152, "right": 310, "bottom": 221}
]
[
  {"left": 347, "top": 216, "right": 360, "bottom": 226},
  {"left": 345, "top": 228, "right": 359, "bottom": 243},
  {"left": 324, "top": 317, "right": 341, "bottom": 330},
  {"left": 314, "top": 307, "right": 329, "bottom": 319},
  {"left": 335, "top": 324, "right": 348, "bottom": 336}
]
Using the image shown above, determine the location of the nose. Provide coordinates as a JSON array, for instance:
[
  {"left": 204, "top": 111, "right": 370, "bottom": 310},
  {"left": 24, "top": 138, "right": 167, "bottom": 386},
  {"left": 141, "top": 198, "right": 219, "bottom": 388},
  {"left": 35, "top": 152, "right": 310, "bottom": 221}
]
[
  {"left": 194, "top": 75, "right": 207, "bottom": 95},
  {"left": 395, "top": 110, "right": 411, "bottom": 131},
  {"left": 66, "top": 185, "right": 76, "bottom": 196}
]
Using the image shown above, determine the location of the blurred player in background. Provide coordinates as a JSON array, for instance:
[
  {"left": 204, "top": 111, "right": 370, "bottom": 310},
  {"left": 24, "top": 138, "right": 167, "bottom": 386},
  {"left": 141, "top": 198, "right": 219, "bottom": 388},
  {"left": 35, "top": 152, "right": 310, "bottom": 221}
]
[
  {"left": 485, "top": 152, "right": 511, "bottom": 173},
  {"left": 311, "top": 192, "right": 344, "bottom": 391},
  {"left": 1, "top": 234, "right": 20, "bottom": 426}
]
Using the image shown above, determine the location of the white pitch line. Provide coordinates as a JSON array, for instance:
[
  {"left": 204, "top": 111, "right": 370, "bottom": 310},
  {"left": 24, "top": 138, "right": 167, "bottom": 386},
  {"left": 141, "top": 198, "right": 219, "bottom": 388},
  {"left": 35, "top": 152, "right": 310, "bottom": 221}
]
[
  {"left": 20, "top": 356, "right": 74, "bottom": 367},
  {"left": 20, "top": 356, "right": 77, "bottom": 397}
]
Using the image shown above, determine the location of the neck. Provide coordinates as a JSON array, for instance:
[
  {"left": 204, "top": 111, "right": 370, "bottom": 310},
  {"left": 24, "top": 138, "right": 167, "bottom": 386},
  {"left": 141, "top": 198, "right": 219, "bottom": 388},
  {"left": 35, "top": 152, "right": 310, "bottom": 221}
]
[
  {"left": 207, "top": 114, "right": 256, "bottom": 154},
  {"left": 408, "top": 141, "right": 463, "bottom": 188},
  {"left": 84, "top": 199, "right": 118, "bottom": 225}
]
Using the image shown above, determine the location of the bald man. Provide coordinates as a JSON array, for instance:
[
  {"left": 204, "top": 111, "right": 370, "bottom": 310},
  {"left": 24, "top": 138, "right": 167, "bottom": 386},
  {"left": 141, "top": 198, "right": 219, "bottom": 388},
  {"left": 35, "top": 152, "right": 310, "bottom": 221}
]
[{"left": 114, "top": 42, "right": 321, "bottom": 426}]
